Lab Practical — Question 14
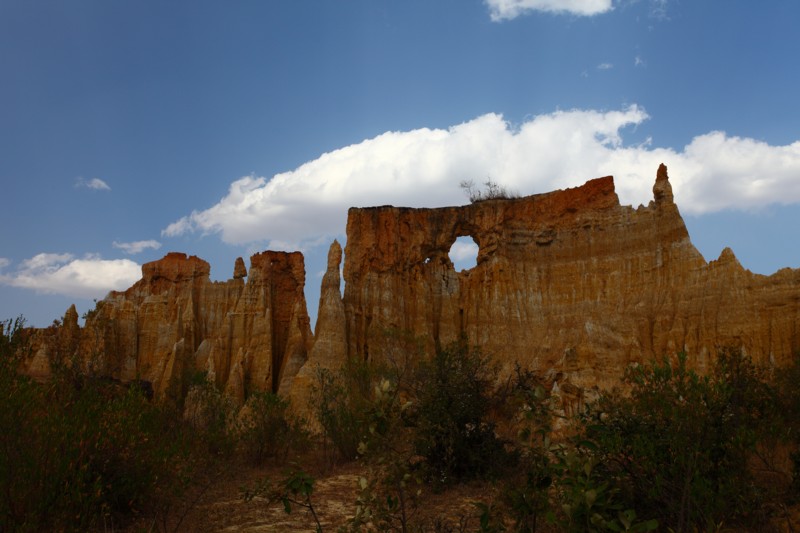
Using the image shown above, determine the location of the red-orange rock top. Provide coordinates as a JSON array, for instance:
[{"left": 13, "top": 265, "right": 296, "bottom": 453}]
[
  {"left": 250, "top": 250, "right": 305, "bottom": 271},
  {"left": 141, "top": 252, "right": 211, "bottom": 283}
]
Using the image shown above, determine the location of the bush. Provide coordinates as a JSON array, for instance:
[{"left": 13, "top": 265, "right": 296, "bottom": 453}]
[
  {"left": 0, "top": 316, "right": 194, "bottom": 531},
  {"left": 183, "top": 376, "right": 239, "bottom": 458},
  {"left": 409, "top": 337, "right": 511, "bottom": 487},
  {"left": 496, "top": 367, "right": 558, "bottom": 532},
  {"left": 346, "top": 376, "right": 424, "bottom": 533},
  {"left": 460, "top": 178, "right": 519, "bottom": 203},
  {"left": 582, "top": 350, "right": 779, "bottom": 531},
  {"left": 239, "top": 390, "right": 308, "bottom": 465},
  {"left": 550, "top": 443, "right": 657, "bottom": 533},
  {"left": 774, "top": 353, "right": 800, "bottom": 499},
  {"left": 312, "top": 357, "right": 389, "bottom": 462}
]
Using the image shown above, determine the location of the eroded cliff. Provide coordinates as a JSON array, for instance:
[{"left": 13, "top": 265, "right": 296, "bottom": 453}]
[
  {"left": 341, "top": 165, "right": 800, "bottom": 388},
  {"left": 23, "top": 165, "right": 800, "bottom": 399},
  {"left": 27, "top": 251, "right": 312, "bottom": 402}
]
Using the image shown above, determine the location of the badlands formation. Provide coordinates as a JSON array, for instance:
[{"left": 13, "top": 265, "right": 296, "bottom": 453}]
[{"left": 25, "top": 165, "right": 800, "bottom": 401}]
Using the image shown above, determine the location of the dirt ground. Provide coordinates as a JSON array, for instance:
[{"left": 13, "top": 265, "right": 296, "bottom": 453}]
[
  {"left": 179, "top": 461, "right": 362, "bottom": 532},
  {"left": 128, "top": 452, "right": 500, "bottom": 533},
  {"left": 126, "top": 452, "right": 800, "bottom": 533}
]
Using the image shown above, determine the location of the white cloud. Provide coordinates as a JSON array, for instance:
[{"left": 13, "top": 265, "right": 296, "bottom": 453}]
[
  {"left": 75, "top": 177, "right": 111, "bottom": 191},
  {"left": 163, "top": 105, "right": 800, "bottom": 250},
  {"left": 486, "top": 0, "right": 613, "bottom": 21},
  {"left": 634, "top": 55, "right": 646, "bottom": 67},
  {"left": 0, "top": 258, "right": 9, "bottom": 270},
  {"left": 0, "top": 253, "right": 141, "bottom": 299},
  {"left": 449, "top": 239, "right": 478, "bottom": 263},
  {"left": 112, "top": 239, "right": 162, "bottom": 255},
  {"left": 597, "top": 62, "right": 614, "bottom": 70}
]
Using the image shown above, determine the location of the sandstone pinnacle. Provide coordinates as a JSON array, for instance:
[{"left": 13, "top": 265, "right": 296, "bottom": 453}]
[
  {"left": 653, "top": 163, "right": 674, "bottom": 203},
  {"left": 20, "top": 166, "right": 800, "bottom": 404},
  {"left": 233, "top": 257, "right": 247, "bottom": 279}
]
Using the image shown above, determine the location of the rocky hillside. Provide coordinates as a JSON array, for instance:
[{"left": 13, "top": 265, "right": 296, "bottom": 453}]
[{"left": 24, "top": 165, "right": 800, "bottom": 399}]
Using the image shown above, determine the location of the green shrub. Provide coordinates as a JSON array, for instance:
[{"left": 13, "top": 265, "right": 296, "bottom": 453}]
[
  {"left": 409, "top": 337, "right": 511, "bottom": 487},
  {"left": 775, "top": 353, "right": 800, "bottom": 498},
  {"left": 0, "top": 316, "right": 194, "bottom": 531},
  {"left": 583, "top": 350, "right": 779, "bottom": 532},
  {"left": 0, "top": 375, "right": 192, "bottom": 531},
  {"left": 183, "top": 376, "right": 239, "bottom": 458},
  {"left": 239, "top": 390, "right": 308, "bottom": 465},
  {"left": 551, "top": 442, "right": 657, "bottom": 533},
  {"left": 312, "top": 357, "right": 385, "bottom": 462},
  {"left": 346, "top": 377, "right": 423, "bottom": 533},
  {"left": 496, "top": 367, "right": 557, "bottom": 532}
]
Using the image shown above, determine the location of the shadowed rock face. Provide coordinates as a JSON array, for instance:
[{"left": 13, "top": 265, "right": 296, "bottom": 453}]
[
  {"left": 286, "top": 239, "right": 347, "bottom": 420},
  {"left": 28, "top": 251, "right": 312, "bottom": 402},
  {"left": 341, "top": 165, "right": 800, "bottom": 388},
  {"left": 23, "top": 165, "right": 800, "bottom": 398}
]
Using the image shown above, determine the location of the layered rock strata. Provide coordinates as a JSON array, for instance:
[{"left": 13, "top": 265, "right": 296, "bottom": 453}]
[
  {"left": 27, "top": 251, "right": 312, "bottom": 402},
  {"left": 287, "top": 240, "right": 348, "bottom": 417},
  {"left": 341, "top": 165, "right": 800, "bottom": 389},
  {"left": 23, "top": 165, "right": 800, "bottom": 399}
]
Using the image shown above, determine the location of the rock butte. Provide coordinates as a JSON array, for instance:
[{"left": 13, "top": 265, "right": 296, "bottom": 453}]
[{"left": 24, "top": 165, "right": 800, "bottom": 402}]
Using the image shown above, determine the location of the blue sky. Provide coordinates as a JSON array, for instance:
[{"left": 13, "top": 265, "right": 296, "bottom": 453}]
[{"left": 2, "top": 0, "right": 800, "bottom": 327}]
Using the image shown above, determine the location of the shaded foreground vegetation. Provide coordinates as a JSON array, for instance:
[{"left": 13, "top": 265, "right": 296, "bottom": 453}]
[{"left": 3, "top": 317, "right": 800, "bottom": 532}]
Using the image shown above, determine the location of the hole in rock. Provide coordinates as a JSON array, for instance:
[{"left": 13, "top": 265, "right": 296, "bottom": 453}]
[{"left": 448, "top": 236, "right": 479, "bottom": 272}]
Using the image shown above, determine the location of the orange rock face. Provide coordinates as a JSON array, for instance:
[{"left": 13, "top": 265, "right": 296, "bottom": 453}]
[
  {"left": 341, "top": 165, "right": 800, "bottom": 389},
  {"left": 23, "top": 165, "right": 800, "bottom": 399},
  {"left": 287, "top": 240, "right": 347, "bottom": 413},
  {"left": 31, "top": 251, "right": 312, "bottom": 402}
]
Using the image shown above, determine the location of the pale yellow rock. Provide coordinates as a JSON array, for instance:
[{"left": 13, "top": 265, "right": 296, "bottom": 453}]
[
  {"left": 24, "top": 251, "right": 312, "bottom": 402},
  {"left": 288, "top": 240, "right": 348, "bottom": 414},
  {"left": 224, "top": 347, "right": 246, "bottom": 407}
]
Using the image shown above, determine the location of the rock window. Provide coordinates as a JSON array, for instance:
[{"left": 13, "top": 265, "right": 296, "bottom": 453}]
[{"left": 448, "top": 235, "right": 479, "bottom": 272}]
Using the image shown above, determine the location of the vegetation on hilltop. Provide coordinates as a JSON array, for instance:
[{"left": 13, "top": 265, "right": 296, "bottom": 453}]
[{"left": 460, "top": 178, "right": 519, "bottom": 203}]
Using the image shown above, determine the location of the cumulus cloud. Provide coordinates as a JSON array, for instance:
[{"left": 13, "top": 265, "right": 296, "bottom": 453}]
[
  {"left": 163, "top": 105, "right": 800, "bottom": 250},
  {"left": 486, "top": 0, "right": 613, "bottom": 21},
  {"left": 0, "top": 253, "right": 141, "bottom": 299},
  {"left": 75, "top": 177, "right": 111, "bottom": 191},
  {"left": 0, "top": 258, "right": 9, "bottom": 270},
  {"left": 597, "top": 62, "right": 614, "bottom": 70},
  {"left": 449, "top": 238, "right": 480, "bottom": 271},
  {"left": 112, "top": 239, "right": 162, "bottom": 255}
]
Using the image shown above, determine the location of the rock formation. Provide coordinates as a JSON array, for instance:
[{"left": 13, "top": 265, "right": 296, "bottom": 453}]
[
  {"left": 287, "top": 240, "right": 347, "bottom": 413},
  {"left": 27, "top": 251, "right": 313, "bottom": 402},
  {"left": 340, "top": 164, "right": 800, "bottom": 389},
  {"left": 22, "top": 165, "right": 800, "bottom": 399}
]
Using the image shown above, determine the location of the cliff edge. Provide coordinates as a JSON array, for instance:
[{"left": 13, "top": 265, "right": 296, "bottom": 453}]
[
  {"left": 23, "top": 165, "right": 800, "bottom": 398},
  {"left": 339, "top": 164, "right": 800, "bottom": 388}
]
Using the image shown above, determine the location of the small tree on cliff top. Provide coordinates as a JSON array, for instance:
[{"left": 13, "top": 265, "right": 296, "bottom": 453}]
[{"left": 460, "top": 178, "right": 518, "bottom": 203}]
